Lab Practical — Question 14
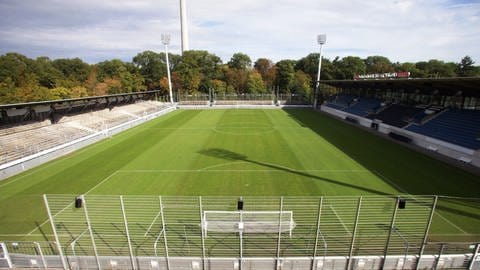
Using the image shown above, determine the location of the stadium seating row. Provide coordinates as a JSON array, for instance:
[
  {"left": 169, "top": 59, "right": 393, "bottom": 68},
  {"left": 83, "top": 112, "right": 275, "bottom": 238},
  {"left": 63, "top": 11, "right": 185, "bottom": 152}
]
[
  {"left": 325, "top": 94, "right": 383, "bottom": 116},
  {"left": 0, "top": 101, "right": 170, "bottom": 165},
  {"left": 324, "top": 95, "right": 480, "bottom": 150},
  {"left": 407, "top": 109, "right": 480, "bottom": 149}
]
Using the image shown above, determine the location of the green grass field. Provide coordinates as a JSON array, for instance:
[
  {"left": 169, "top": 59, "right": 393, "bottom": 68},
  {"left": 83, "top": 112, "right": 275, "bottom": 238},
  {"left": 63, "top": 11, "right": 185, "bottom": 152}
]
[{"left": 0, "top": 108, "right": 479, "bottom": 243}]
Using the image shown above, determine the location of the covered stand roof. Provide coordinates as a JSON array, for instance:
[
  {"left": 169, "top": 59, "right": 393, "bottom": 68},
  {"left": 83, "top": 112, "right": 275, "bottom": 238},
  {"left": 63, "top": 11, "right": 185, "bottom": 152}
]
[{"left": 320, "top": 77, "right": 480, "bottom": 97}]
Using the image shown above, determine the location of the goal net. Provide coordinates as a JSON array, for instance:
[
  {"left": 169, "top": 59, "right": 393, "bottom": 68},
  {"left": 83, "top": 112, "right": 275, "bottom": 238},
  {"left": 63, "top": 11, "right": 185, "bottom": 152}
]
[{"left": 202, "top": 211, "right": 295, "bottom": 236}]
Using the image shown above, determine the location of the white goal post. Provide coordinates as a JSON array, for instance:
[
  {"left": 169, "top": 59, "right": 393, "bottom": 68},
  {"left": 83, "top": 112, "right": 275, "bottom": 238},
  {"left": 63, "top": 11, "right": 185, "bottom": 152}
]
[{"left": 202, "top": 210, "right": 296, "bottom": 237}]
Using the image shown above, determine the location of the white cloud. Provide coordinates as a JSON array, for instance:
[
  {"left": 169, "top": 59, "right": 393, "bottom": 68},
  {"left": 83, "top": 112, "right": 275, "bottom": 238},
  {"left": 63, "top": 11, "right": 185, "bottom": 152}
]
[{"left": 0, "top": 0, "right": 479, "bottom": 63}]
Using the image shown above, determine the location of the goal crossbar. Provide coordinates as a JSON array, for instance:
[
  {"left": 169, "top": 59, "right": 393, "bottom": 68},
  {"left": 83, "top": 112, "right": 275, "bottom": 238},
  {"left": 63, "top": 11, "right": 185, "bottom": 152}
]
[{"left": 202, "top": 210, "right": 295, "bottom": 236}]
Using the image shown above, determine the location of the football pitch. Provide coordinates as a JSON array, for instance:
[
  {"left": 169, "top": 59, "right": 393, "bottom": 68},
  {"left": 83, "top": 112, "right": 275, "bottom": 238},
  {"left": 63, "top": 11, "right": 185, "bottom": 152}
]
[{"left": 0, "top": 108, "right": 479, "bottom": 242}]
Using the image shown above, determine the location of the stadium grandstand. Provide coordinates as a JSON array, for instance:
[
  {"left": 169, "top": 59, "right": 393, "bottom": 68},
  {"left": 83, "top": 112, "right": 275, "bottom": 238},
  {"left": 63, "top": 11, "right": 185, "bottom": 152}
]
[
  {"left": 320, "top": 77, "right": 480, "bottom": 168},
  {"left": 0, "top": 79, "right": 480, "bottom": 270},
  {"left": 0, "top": 91, "right": 174, "bottom": 179}
]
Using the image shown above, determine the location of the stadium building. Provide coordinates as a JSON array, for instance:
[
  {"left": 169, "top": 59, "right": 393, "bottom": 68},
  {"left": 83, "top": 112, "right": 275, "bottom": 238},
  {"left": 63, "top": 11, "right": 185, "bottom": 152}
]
[{"left": 0, "top": 78, "right": 479, "bottom": 269}]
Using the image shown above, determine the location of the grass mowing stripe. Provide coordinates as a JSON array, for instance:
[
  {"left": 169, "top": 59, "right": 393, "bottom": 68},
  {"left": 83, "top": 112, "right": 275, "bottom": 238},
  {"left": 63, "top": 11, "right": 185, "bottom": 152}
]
[
  {"left": 1, "top": 109, "right": 479, "bottom": 242},
  {"left": 372, "top": 169, "right": 469, "bottom": 235},
  {"left": 27, "top": 170, "right": 121, "bottom": 235}
]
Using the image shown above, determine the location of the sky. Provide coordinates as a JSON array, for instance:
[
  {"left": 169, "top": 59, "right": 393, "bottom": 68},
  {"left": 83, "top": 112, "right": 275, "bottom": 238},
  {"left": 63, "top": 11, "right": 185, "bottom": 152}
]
[{"left": 0, "top": 0, "right": 479, "bottom": 64}]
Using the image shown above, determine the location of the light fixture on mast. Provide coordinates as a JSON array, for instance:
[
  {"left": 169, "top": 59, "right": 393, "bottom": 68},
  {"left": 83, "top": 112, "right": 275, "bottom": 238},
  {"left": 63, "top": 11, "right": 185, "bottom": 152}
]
[
  {"left": 161, "top": 33, "right": 174, "bottom": 104},
  {"left": 314, "top": 34, "right": 326, "bottom": 109}
]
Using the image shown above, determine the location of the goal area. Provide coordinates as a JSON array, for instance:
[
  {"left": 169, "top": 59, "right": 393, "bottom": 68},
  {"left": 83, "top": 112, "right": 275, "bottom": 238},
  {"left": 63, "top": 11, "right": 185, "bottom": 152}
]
[{"left": 202, "top": 210, "right": 295, "bottom": 236}]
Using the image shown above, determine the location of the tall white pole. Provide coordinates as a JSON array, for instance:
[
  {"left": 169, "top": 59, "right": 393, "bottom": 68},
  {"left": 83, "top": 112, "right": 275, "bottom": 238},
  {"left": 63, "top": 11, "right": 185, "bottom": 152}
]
[
  {"left": 43, "top": 194, "right": 68, "bottom": 270},
  {"left": 314, "top": 34, "right": 326, "bottom": 109},
  {"left": 180, "top": 0, "right": 189, "bottom": 53},
  {"left": 162, "top": 34, "right": 174, "bottom": 104}
]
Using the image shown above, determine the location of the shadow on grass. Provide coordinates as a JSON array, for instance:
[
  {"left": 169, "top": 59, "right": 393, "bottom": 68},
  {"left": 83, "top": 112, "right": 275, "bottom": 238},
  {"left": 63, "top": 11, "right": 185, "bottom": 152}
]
[
  {"left": 198, "top": 148, "right": 388, "bottom": 195},
  {"left": 34, "top": 221, "right": 49, "bottom": 242},
  {"left": 282, "top": 109, "right": 480, "bottom": 231}
]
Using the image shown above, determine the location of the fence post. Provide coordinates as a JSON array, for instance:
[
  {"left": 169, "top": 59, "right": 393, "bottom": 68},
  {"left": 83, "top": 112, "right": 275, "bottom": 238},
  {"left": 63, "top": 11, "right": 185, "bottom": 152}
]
[
  {"left": 346, "top": 196, "right": 363, "bottom": 270},
  {"left": 159, "top": 196, "right": 171, "bottom": 270},
  {"left": 433, "top": 243, "right": 444, "bottom": 270},
  {"left": 381, "top": 196, "right": 400, "bottom": 270},
  {"left": 239, "top": 209, "right": 243, "bottom": 270},
  {"left": 416, "top": 195, "right": 437, "bottom": 270},
  {"left": 311, "top": 197, "right": 324, "bottom": 270},
  {"left": 468, "top": 244, "right": 480, "bottom": 270},
  {"left": 199, "top": 196, "right": 207, "bottom": 270},
  {"left": 276, "top": 196, "right": 284, "bottom": 270},
  {"left": 43, "top": 194, "right": 68, "bottom": 270},
  {"left": 82, "top": 195, "right": 102, "bottom": 270},
  {"left": 120, "top": 196, "right": 136, "bottom": 270},
  {"left": 34, "top": 242, "right": 48, "bottom": 269},
  {"left": 0, "top": 242, "right": 13, "bottom": 269}
]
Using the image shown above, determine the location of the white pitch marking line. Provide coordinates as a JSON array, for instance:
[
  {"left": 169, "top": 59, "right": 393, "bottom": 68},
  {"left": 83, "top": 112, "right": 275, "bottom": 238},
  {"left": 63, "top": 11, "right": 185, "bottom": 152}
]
[
  {"left": 434, "top": 212, "right": 468, "bottom": 234},
  {"left": 329, "top": 205, "right": 352, "bottom": 236},
  {"left": 117, "top": 169, "right": 369, "bottom": 173},
  {"left": 27, "top": 170, "right": 120, "bottom": 235},
  {"left": 373, "top": 170, "right": 468, "bottom": 234},
  {"left": 144, "top": 211, "right": 162, "bottom": 237},
  {"left": 198, "top": 161, "right": 249, "bottom": 171},
  {"left": 84, "top": 170, "right": 121, "bottom": 195}
]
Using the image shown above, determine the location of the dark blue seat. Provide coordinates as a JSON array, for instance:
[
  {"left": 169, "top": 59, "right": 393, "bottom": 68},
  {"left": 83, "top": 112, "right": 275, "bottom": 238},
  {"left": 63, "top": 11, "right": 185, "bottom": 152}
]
[
  {"left": 345, "top": 98, "right": 382, "bottom": 117},
  {"left": 368, "top": 104, "right": 423, "bottom": 128},
  {"left": 406, "top": 109, "right": 480, "bottom": 149}
]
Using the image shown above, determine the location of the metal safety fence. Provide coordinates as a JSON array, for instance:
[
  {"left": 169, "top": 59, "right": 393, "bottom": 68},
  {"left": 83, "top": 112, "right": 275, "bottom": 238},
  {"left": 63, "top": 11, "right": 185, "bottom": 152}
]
[
  {"left": 176, "top": 93, "right": 311, "bottom": 107},
  {"left": 1, "top": 195, "right": 479, "bottom": 269}
]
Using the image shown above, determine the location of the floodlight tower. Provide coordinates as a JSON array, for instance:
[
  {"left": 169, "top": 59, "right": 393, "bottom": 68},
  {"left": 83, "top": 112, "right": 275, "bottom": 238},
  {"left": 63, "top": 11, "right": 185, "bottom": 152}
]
[
  {"left": 314, "top": 34, "right": 326, "bottom": 109},
  {"left": 162, "top": 33, "right": 174, "bottom": 104},
  {"left": 180, "top": 0, "right": 190, "bottom": 53}
]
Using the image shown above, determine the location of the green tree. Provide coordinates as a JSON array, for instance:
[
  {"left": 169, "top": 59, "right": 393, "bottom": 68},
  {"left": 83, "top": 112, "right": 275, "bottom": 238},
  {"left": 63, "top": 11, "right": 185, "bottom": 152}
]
[
  {"left": 228, "top": 53, "right": 252, "bottom": 70},
  {"left": 0, "top": 53, "right": 37, "bottom": 87},
  {"left": 70, "top": 86, "right": 89, "bottom": 98},
  {"left": 246, "top": 71, "right": 266, "bottom": 93},
  {"left": 334, "top": 56, "right": 366, "bottom": 79},
  {"left": 295, "top": 53, "right": 320, "bottom": 81},
  {"left": 291, "top": 70, "right": 312, "bottom": 97},
  {"left": 275, "top": 60, "right": 296, "bottom": 92},
  {"left": 50, "top": 87, "right": 71, "bottom": 100},
  {"left": 254, "top": 58, "right": 276, "bottom": 88},
  {"left": 223, "top": 65, "right": 248, "bottom": 94},
  {"left": 210, "top": 79, "right": 228, "bottom": 94},
  {"left": 33, "top": 57, "right": 64, "bottom": 88},
  {"left": 176, "top": 50, "right": 222, "bottom": 93},
  {"left": 97, "top": 59, "right": 145, "bottom": 93},
  {"left": 0, "top": 77, "right": 17, "bottom": 104},
  {"left": 133, "top": 51, "right": 171, "bottom": 89},
  {"left": 396, "top": 62, "right": 424, "bottom": 78},
  {"left": 364, "top": 56, "right": 394, "bottom": 73},
  {"left": 456, "top": 56, "right": 477, "bottom": 77},
  {"left": 52, "top": 58, "right": 90, "bottom": 83},
  {"left": 416, "top": 59, "right": 456, "bottom": 78}
]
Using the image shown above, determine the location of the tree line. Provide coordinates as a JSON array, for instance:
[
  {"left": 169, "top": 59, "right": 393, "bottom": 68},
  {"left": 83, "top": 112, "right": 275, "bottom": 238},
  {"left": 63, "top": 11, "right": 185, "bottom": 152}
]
[{"left": 0, "top": 51, "right": 478, "bottom": 104}]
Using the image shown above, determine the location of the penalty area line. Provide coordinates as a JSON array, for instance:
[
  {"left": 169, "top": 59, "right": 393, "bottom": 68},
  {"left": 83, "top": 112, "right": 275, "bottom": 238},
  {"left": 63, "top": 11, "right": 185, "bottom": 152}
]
[
  {"left": 144, "top": 211, "right": 162, "bottom": 237},
  {"left": 27, "top": 170, "right": 120, "bottom": 236},
  {"left": 117, "top": 169, "right": 370, "bottom": 173},
  {"left": 434, "top": 212, "right": 468, "bottom": 234},
  {"left": 372, "top": 170, "right": 467, "bottom": 235},
  {"left": 329, "top": 205, "right": 352, "bottom": 236}
]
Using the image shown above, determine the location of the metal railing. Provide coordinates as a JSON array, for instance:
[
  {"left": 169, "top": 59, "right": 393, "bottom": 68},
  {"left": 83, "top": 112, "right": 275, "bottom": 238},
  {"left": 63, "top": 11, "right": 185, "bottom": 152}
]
[{"left": 16, "top": 194, "right": 476, "bottom": 270}]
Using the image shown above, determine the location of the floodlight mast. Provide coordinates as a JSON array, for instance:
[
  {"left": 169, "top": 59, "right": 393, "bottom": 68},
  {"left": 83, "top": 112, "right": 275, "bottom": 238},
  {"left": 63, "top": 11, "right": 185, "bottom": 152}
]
[
  {"left": 180, "top": 0, "right": 190, "bottom": 53},
  {"left": 314, "top": 34, "right": 326, "bottom": 109},
  {"left": 161, "top": 34, "right": 174, "bottom": 104}
]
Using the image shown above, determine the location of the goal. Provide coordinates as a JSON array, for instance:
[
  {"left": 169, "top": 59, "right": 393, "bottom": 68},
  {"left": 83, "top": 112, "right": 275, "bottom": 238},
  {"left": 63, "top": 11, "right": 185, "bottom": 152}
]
[{"left": 202, "top": 210, "right": 295, "bottom": 237}]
